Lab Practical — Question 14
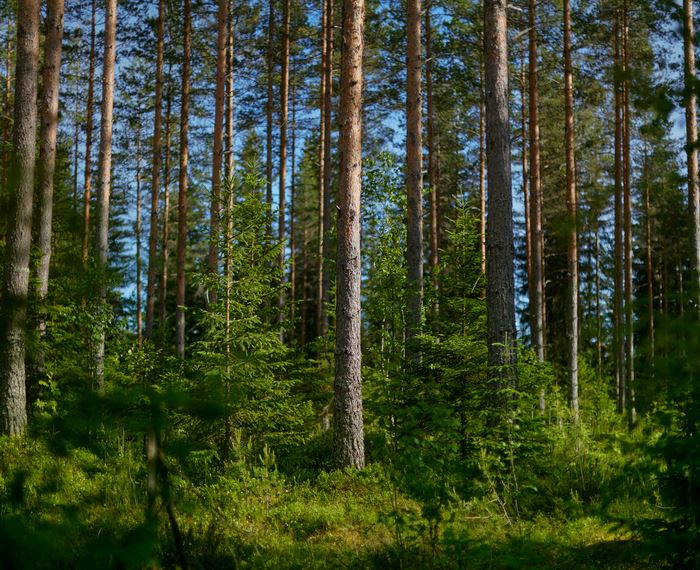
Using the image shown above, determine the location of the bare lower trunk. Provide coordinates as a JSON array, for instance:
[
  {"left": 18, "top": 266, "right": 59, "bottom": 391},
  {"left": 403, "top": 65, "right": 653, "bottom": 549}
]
[
  {"left": 426, "top": 1, "right": 439, "bottom": 294},
  {"left": 684, "top": 0, "right": 699, "bottom": 308},
  {"left": 564, "top": 0, "right": 578, "bottom": 420},
  {"left": 176, "top": 0, "right": 192, "bottom": 360},
  {"left": 146, "top": 0, "right": 166, "bottom": 337},
  {"left": 290, "top": 72, "right": 297, "bottom": 342},
  {"left": 321, "top": 0, "right": 334, "bottom": 336},
  {"left": 159, "top": 76, "right": 173, "bottom": 335},
  {"left": 643, "top": 143, "right": 655, "bottom": 362},
  {"left": 225, "top": 0, "right": 234, "bottom": 176},
  {"left": 35, "top": 0, "right": 64, "bottom": 374},
  {"left": 528, "top": 0, "right": 544, "bottom": 364},
  {"left": 405, "top": 0, "right": 423, "bottom": 355},
  {"left": 0, "top": 0, "right": 40, "bottom": 435},
  {"left": 278, "top": 0, "right": 291, "bottom": 329},
  {"left": 93, "top": 0, "right": 118, "bottom": 391},
  {"left": 479, "top": 58, "right": 486, "bottom": 276},
  {"left": 316, "top": 0, "right": 327, "bottom": 338},
  {"left": 484, "top": 0, "right": 516, "bottom": 387},
  {"left": 208, "top": 0, "right": 229, "bottom": 306},
  {"left": 81, "top": 0, "right": 97, "bottom": 264},
  {"left": 519, "top": 55, "right": 530, "bottom": 295},
  {"left": 265, "top": 0, "right": 274, "bottom": 239},
  {"left": 334, "top": 0, "right": 365, "bottom": 469},
  {"left": 136, "top": 126, "right": 143, "bottom": 348}
]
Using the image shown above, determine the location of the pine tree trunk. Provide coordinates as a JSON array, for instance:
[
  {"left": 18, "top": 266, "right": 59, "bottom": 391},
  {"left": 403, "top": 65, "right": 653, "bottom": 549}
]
[
  {"left": 622, "top": 1, "right": 635, "bottom": 426},
  {"left": 564, "top": 0, "right": 579, "bottom": 419},
  {"left": 266, "top": 0, "right": 274, "bottom": 239},
  {"left": 35, "top": 0, "right": 64, "bottom": 373},
  {"left": 528, "top": 0, "right": 544, "bottom": 364},
  {"left": 613, "top": 13, "right": 625, "bottom": 414},
  {"left": 334, "top": 0, "right": 365, "bottom": 469},
  {"left": 0, "top": 0, "right": 40, "bottom": 435},
  {"left": 643, "top": 143, "right": 655, "bottom": 361},
  {"left": 316, "top": 0, "right": 327, "bottom": 338},
  {"left": 176, "top": 0, "right": 192, "bottom": 360},
  {"left": 0, "top": 12, "right": 13, "bottom": 202},
  {"left": 159, "top": 74, "right": 173, "bottom": 335},
  {"left": 479, "top": 58, "right": 486, "bottom": 276},
  {"left": 519, "top": 56, "right": 530, "bottom": 294},
  {"left": 278, "top": 0, "right": 291, "bottom": 328},
  {"left": 321, "top": 0, "right": 334, "bottom": 336},
  {"left": 290, "top": 72, "right": 297, "bottom": 343},
  {"left": 426, "top": 0, "right": 439, "bottom": 294},
  {"left": 136, "top": 125, "right": 143, "bottom": 348},
  {"left": 93, "top": 0, "right": 118, "bottom": 391},
  {"left": 405, "top": 0, "right": 423, "bottom": 355},
  {"left": 484, "top": 0, "right": 516, "bottom": 387},
  {"left": 225, "top": 0, "right": 234, "bottom": 178},
  {"left": 81, "top": 0, "right": 97, "bottom": 264},
  {"left": 146, "top": 0, "right": 165, "bottom": 338},
  {"left": 684, "top": 0, "right": 699, "bottom": 307},
  {"left": 208, "top": 0, "right": 229, "bottom": 306}
]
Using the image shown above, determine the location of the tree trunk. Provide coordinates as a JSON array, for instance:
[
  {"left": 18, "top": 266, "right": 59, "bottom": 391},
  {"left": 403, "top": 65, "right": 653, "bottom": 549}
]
[
  {"left": 479, "top": 57, "right": 486, "bottom": 276},
  {"left": 146, "top": 0, "right": 165, "bottom": 338},
  {"left": 426, "top": 0, "right": 439, "bottom": 295},
  {"left": 0, "top": 0, "right": 40, "bottom": 435},
  {"left": 208, "top": 0, "right": 229, "bottom": 307},
  {"left": 316, "top": 0, "right": 327, "bottom": 338},
  {"left": 334, "top": 0, "right": 365, "bottom": 469},
  {"left": 528, "top": 0, "right": 544, "bottom": 364},
  {"left": 684, "top": 0, "right": 699, "bottom": 308},
  {"left": 266, "top": 0, "right": 274, "bottom": 239},
  {"left": 136, "top": 125, "right": 143, "bottom": 348},
  {"left": 643, "top": 143, "right": 654, "bottom": 361},
  {"left": 622, "top": 1, "right": 635, "bottom": 426},
  {"left": 405, "top": 0, "right": 423, "bottom": 355},
  {"left": 613, "top": 13, "right": 625, "bottom": 414},
  {"left": 484, "top": 0, "right": 516, "bottom": 386},
  {"left": 176, "top": 0, "right": 192, "bottom": 360},
  {"left": 278, "top": 0, "right": 291, "bottom": 328},
  {"left": 81, "top": 0, "right": 97, "bottom": 264},
  {"left": 564, "top": 0, "right": 578, "bottom": 419},
  {"left": 225, "top": 0, "right": 234, "bottom": 178},
  {"left": 519, "top": 55, "right": 530, "bottom": 295},
  {"left": 159, "top": 72, "right": 173, "bottom": 336},
  {"left": 290, "top": 70, "right": 297, "bottom": 343},
  {"left": 35, "top": 0, "right": 64, "bottom": 373},
  {"left": 321, "top": 0, "right": 334, "bottom": 336},
  {"left": 93, "top": 0, "right": 118, "bottom": 391}
]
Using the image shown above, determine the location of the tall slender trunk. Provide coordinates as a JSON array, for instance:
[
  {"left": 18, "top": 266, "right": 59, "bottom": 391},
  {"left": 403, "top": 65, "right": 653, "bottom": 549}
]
[
  {"left": 208, "top": 0, "right": 229, "bottom": 306},
  {"left": 159, "top": 73, "right": 173, "bottom": 335},
  {"left": 334, "top": 0, "right": 365, "bottom": 469},
  {"left": 519, "top": 54, "right": 530, "bottom": 293},
  {"left": 1, "top": 12, "right": 14, "bottom": 218},
  {"left": 266, "top": 0, "right": 274, "bottom": 239},
  {"left": 136, "top": 125, "right": 143, "bottom": 348},
  {"left": 81, "top": 0, "right": 97, "bottom": 264},
  {"left": 290, "top": 70, "right": 297, "bottom": 343},
  {"left": 595, "top": 221, "right": 602, "bottom": 373},
  {"left": 316, "top": 0, "right": 327, "bottom": 338},
  {"left": 684, "top": 0, "right": 699, "bottom": 307},
  {"left": 72, "top": 71, "right": 80, "bottom": 207},
  {"left": 93, "top": 0, "right": 118, "bottom": 391},
  {"left": 643, "top": 142, "right": 655, "bottom": 361},
  {"left": 278, "top": 0, "right": 291, "bottom": 328},
  {"left": 225, "top": 0, "right": 234, "bottom": 178},
  {"left": 405, "top": 0, "right": 423, "bottom": 354},
  {"left": 146, "top": 0, "right": 166, "bottom": 338},
  {"left": 176, "top": 0, "right": 192, "bottom": 360},
  {"left": 528, "top": 0, "right": 544, "bottom": 363},
  {"left": 564, "top": 0, "right": 578, "bottom": 419},
  {"left": 426, "top": 1, "right": 439, "bottom": 296},
  {"left": 484, "top": 0, "right": 516, "bottom": 386},
  {"left": 35, "top": 0, "right": 64, "bottom": 373},
  {"left": 321, "top": 0, "right": 334, "bottom": 336},
  {"left": 622, "top": 1, "right": 635, "bottom": 426},
  {"left": 613, "top": 13, "right": 625, "bottom": 413},
  {"left": 479, "top": 58, "right": 486, "bottom": 276},
  {"left": 0, "top": 0, "right": 40, "bottom": 435}
]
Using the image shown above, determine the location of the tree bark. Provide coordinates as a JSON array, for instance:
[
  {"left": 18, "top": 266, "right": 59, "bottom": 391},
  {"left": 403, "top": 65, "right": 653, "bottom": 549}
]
[
  {"left": 35, "top": 0, "right": 64, "bottom": 372},
  {"left": 643, "top": 143, "right": 655, "bottom": 361},
  {"left": 334, "top": 0, "right": 365, "bottom": 469},
  {"left": 208, "top": 0, "right": 229, "bottom": 307},
  {"left": 519, "top": 55, "right": 530, "bottom": 296},
  {"left": 528, "top": 0, "right": 544, "bottom": 364},
  {"left": 225, "top": 0, "right": 234, "bottom": 178},
  {"left": 290, "top": 70, "right": 297, "bottom": 342},
  {"left": 146, "top": 0, "right": 166, "bottom": 338},
  {"left": 266, "top": 0, "right": 274, "bottom": 239},
  {"left": 93, "top": 0, "right": 118, "bottom": 391},
  {"left": 176, "top": 0, "right": 192, "bottom": 360},
  {"left": 484, "top": 0, "right": 516, "bottom": 386},
  {"left": 564, "top": 0, "right": 579, "bottom": 420},
  {"left": 426, "top": 0, "right": 439, "bottom": 294},
  {"left": 136, "top": 125, "right": 143, "bottom": 348},
  {"left": 321, "top": 0, "right": 334, "bottom": 336},
  {"left": 316, "top": 0, "right": 327, "bottom": 338},
  {"left": 0, "top": 0, "right": 40, "bottom": 435},
  {"left": 479, "top": 57, "right": 486, "bottom": 276},
  {"left": 405, "top": 0, "right": 423, "bottom": 355},
  {"left": 684, "top": 0, "right": 699, "bottom": 309},
  {"left": 278, "top": 0, "right": 291, "bottom": 328},
  {"left": 622, "top": 1, "right": 635, "bottom": 426},
  {"left": 81, "top": 0, "right": 97, "bottom": 264},
  {"left": 159, "top": 71, "right": 173, "bottom": 336}
]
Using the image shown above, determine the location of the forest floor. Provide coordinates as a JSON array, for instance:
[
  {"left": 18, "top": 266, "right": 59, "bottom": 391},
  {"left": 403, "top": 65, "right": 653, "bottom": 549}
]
[{"left": 0, "top": 437, "right": 670, "bottom": 569}]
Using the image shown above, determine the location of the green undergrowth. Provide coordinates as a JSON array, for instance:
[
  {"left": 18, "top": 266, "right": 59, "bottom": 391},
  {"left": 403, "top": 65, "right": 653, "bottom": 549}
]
[{"left": 0, "top": 426, "right": 672, "bottom": 570}]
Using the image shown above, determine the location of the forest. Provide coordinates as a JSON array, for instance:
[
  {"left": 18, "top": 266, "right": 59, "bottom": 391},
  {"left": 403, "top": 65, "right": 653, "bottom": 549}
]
[{"left": 0, "top": 0, "right": 699, "bottom": 567}]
